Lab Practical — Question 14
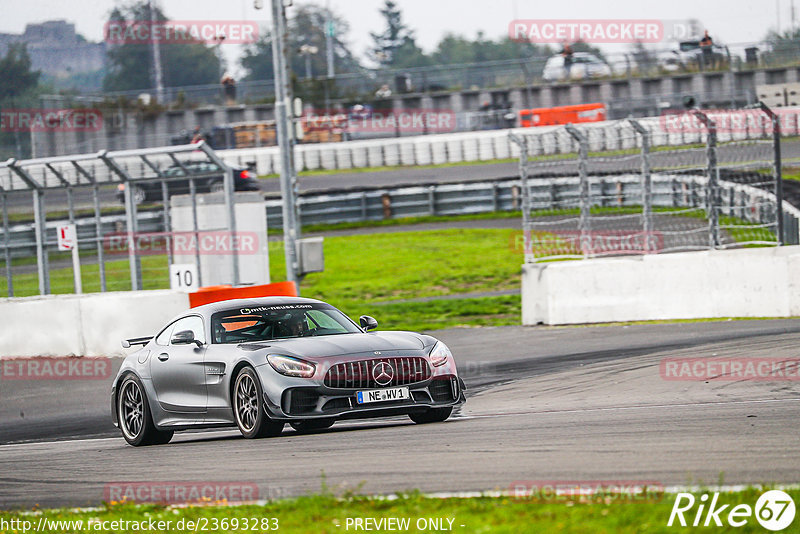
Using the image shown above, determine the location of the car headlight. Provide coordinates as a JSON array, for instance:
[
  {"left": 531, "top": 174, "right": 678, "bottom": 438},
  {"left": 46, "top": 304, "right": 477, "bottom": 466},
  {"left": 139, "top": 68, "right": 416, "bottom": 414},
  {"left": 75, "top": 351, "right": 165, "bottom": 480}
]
[
  {"left": 267, "top": 355, "right": 316, "bottom": 378},
  {"left": 429, "top": 341, "right": 451, "bottom": 367}
]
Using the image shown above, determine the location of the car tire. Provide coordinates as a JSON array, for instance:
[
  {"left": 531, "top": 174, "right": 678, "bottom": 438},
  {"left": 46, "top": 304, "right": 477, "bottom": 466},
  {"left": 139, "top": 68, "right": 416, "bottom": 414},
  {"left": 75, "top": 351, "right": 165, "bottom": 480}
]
[
  {"left": 209, "top": 180, "right": 225, "bottom": 194},
  {"left": 233, "top": 367, "right": 284, "bottom": 439},
  {"left": 117, "top": 374, "right": 174, "bottom": 446},
  {"left": 290, "top": 419, "right": 335, "bottom": 433},
  {"left": 409, "top": 406, "right": 452, "bottom": 424}
]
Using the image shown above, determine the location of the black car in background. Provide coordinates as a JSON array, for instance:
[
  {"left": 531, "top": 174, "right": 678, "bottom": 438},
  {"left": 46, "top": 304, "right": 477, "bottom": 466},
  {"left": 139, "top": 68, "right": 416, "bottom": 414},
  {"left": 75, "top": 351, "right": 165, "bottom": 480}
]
[{"left": 116, "top": 161, "right": 259, "bottom": 204}]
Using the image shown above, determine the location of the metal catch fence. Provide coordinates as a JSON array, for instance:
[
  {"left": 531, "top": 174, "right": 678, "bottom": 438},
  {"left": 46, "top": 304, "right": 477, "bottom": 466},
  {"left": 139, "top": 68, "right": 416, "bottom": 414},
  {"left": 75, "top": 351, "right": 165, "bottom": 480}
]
[{"left": 511, "top": 104, "right": 795, "bottom": 262}]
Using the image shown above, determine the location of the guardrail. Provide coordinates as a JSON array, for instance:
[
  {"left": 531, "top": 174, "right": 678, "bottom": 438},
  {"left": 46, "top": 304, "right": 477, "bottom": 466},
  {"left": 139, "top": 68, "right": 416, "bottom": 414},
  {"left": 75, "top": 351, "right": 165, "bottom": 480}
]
[{"left": 4, "top": 174, "right": 797, "bottom": 261}]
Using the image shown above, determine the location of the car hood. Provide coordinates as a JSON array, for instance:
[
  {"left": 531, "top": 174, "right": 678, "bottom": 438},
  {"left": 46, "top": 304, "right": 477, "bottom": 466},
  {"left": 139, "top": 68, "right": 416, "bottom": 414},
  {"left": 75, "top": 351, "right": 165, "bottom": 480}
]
[{"left": 240, "top": 331, "right": 432, "bottom": 360}]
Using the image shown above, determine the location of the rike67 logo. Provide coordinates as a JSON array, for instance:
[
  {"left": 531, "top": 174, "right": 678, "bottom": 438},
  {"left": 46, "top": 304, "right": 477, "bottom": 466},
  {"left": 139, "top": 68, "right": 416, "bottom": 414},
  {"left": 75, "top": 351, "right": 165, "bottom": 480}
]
[{"left": 668, "top": 490, "right": 796, "bottom": 531}]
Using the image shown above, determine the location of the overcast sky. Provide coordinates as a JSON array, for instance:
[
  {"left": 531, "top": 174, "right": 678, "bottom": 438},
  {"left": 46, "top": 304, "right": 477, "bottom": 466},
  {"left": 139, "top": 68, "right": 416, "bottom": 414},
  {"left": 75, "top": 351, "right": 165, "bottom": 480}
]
[{"left": 0, "top": 0, "right": 794, "bottom": 75}]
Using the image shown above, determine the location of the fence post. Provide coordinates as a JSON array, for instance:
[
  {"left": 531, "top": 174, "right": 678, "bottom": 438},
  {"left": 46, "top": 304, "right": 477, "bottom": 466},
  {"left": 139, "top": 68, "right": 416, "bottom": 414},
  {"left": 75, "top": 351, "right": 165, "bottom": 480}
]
[
  {"left": 71, "top": 161, "right": 107, "bottom": 292},
  {"left": 757, "top": 101, "right": 784, "bottom": 245},
  {"left": 99, "top": 151, "right": 142, "bottom": 291},
  {"left": 565, "top": 124, "right": 591, "bottom": 257},
  {"left": 1, "top": 189, "right": 12, "bottom": 296},
  {"left": 188, "top": 177, "right": 203, "bottom": 287},
  {"left": 160, "top": 180, "right": 172, "bottom": 269},
  {"left": 692, "top": 110, "right": 719, "bottom": 249},
  {"left": 92, "top": 184, "right": 107, "bottom": 292},
  {"left": 7, "top": 160, "right": 49, "bottom": 294},
  {"left": 629, "top": 120, "right": 654, "bottom": 253},
  {"left": 509, "top": 132, "right": 531, "bottom": 261}
]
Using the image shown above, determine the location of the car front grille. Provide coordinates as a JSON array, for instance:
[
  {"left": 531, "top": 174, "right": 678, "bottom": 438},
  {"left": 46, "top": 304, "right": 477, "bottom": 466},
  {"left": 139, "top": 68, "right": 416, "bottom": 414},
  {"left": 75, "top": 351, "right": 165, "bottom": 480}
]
[{"left": 324, "top": 357, "right": 431, "bottom": 389}]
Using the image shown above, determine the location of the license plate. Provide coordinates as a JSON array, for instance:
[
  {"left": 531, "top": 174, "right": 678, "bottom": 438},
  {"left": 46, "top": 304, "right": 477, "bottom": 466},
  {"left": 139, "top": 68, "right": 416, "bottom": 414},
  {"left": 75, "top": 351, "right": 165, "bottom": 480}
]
[{"left": 356, "top": 387, "right": 410, "bottom": 404}]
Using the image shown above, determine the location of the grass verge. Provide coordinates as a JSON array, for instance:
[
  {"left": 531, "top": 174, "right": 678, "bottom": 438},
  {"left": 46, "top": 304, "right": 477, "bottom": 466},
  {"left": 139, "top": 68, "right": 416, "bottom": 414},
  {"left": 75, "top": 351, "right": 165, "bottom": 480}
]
[
  {"left": 1, "top": 228, "right": 524, "bottom": 331},
  {"left": 2, "top": 488, "right": 797, "bottom": 533}
]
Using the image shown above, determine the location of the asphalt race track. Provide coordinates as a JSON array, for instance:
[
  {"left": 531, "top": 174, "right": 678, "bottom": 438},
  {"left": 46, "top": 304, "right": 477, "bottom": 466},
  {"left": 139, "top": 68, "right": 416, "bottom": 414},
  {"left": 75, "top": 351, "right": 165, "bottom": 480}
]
[{"left": 1, "top": 320, "right": 800, "bottom": 509}]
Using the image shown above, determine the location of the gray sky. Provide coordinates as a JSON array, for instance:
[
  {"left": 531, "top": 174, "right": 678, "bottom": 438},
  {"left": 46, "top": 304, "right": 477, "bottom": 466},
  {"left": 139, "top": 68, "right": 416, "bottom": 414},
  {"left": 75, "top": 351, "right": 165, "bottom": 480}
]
[{"left": 0, "top": 0, "right": 791, "bottom": 75}]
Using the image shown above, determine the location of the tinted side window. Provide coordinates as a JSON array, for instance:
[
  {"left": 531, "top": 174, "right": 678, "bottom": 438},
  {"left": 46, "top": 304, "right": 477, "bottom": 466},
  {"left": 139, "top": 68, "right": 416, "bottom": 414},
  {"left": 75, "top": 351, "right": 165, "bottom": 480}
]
[{"left": 169, "top": 316, "right": 206, "bottom": 345}]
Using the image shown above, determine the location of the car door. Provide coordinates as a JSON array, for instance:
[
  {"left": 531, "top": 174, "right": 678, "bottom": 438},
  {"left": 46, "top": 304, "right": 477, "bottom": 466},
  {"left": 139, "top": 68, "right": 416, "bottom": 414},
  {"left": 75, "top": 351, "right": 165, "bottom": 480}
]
[{"left": 149, "top": 315, "right": 208, "bottom": 414}]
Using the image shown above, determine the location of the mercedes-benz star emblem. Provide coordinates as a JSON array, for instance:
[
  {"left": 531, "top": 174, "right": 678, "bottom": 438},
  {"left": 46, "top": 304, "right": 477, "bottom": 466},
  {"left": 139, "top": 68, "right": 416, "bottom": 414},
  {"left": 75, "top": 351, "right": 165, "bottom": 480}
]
[{"left": 372, "top": 361, "right": 394, "bottom": 386}]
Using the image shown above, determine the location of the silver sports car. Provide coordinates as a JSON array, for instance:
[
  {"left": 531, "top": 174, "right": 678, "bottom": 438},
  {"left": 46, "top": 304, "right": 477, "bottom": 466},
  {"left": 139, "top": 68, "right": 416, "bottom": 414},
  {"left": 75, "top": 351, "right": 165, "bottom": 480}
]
[{"left": 111, "top": 297, "right": 466, "bottom": 446}]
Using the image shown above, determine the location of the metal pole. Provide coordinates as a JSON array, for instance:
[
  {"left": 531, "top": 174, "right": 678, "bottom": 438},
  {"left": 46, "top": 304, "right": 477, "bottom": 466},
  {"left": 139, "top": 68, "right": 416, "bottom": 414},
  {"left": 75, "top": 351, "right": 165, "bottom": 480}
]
[
  {"left": 566, "top": 124, "right": 591, "bottom": 257},
  {"left": 66, "top": 187, "right": 75, "bottom": 224},
  {"left": 7, "top": 161, "right": 49, "bottom": 294},
  {"left": 123, "top": 181, "right": 142, "bottom": 290},
  {"left": 149, "top": 0, "right": 165, "bottom": 103},
  {"left": 188, "top": 177, "right": 203, "bottom": 287},
  {"left": 100, "top": 152, "right": 142, "bottom": 290},
  {"left": 44, "top": 162, "right": 82, "bottom": 293},
  {"left": 222, "top": 166, "right": 240, "bottom": 285},
  {"left": 32, "top": 189, "right": 49, "bottom": 294},
  {"left": 93, "top": 185, "right": 106, "bottom": 291},
  {"left": 693, "top": 110, "right": 719, "bottom": 248},
  {"left": 71, "top": 161, "right": 106, "bottom": 292},
  {"left": 759, "top": 101, "right": 785, "bottom": 245},
  {"left": 161, "top": 180, "right": 172, "bottom": 267},
  {"left": 509, "top": 133, "right": 531, "bottom": 261},
  {"left": 2, "top": 191, "right": 12, "bottom": 296},
  {"left": 629, "top": 120, "right": 653, "bottom": 253},
  {"left": 271, "top": 0, "right": 300, "bottom": 292},
  {"left": 64, "top": 186, "right": 83, "bottom": 294},
  {"left": 325, "top": 0, "right": 335, "bottom": 78},
  {"left": 774, "top": 112, "right": 784, "bottom": 245}
]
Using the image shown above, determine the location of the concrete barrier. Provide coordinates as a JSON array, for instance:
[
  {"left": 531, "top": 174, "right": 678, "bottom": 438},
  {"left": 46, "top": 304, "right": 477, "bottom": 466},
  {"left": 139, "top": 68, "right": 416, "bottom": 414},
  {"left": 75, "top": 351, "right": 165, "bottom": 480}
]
[
  {"left": 0, "top": 290, "right": 189, "bottom": 357},
  {"left": 522, "top": 246, "right": 800, "bottom": 325}
]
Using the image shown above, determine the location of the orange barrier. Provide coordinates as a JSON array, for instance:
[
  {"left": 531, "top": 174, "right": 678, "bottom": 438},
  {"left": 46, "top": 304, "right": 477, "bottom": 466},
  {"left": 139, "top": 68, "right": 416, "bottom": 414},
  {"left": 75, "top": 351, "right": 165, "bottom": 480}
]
[
  {"left": 188, "top": 281, "right": 298, "bottom": 308},
  {"left": 519, "top": 103, "right": 606, "bottom": 127}
]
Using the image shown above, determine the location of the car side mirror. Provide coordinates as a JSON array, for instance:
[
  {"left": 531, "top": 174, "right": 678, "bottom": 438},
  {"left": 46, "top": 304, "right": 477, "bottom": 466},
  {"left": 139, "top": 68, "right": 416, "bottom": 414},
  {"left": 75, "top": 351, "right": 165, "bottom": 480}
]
[
  {"left": 359, "top": 315, "right": 378, "bottom": 331},
  {"left": 172, "top": 330, "right": 202, "bottom": 347}
]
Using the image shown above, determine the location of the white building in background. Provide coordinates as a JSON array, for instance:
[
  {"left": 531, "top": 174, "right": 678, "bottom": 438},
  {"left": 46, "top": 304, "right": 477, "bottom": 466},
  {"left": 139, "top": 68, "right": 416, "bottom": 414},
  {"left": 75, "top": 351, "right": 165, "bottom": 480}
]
[{"left": 0, "top": 20, "right": 106, "bottom": 81}]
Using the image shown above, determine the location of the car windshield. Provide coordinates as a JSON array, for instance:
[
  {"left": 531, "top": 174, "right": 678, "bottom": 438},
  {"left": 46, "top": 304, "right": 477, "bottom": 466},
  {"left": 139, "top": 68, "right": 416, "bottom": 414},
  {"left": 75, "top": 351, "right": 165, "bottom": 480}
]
[{"left": 211, "top": 303, "right": 362, "bottom": 344}]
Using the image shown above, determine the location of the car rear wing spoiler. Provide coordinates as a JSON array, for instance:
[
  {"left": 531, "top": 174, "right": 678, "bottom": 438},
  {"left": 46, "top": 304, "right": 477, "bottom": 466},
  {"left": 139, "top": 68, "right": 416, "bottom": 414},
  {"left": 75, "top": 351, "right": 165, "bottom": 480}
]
[{"left": 121, "top": 336, "right": 153, "bottom": 348}]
